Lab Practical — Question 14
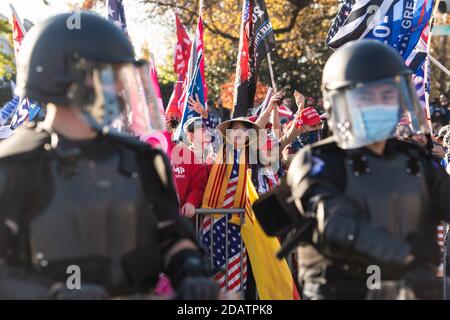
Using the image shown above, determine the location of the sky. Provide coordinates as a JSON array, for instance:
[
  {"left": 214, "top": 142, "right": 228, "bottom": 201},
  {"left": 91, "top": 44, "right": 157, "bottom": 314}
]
[{"left": 0, "top": 0, "right": 174, "bottom": 66}]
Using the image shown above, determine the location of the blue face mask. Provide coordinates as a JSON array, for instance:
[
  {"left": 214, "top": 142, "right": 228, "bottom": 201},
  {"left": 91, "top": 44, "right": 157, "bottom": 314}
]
[
  {"left": 352, "top": 105, "right": 400, "bottom": 144},
  {"left": 299, "top": 130, "right": 321, "bottom": 145}
]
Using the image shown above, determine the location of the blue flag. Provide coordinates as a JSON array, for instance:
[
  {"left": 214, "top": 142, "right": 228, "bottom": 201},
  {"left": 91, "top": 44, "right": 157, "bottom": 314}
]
[
  {"left": 174, "top": 53, "right": 205, "bottom": 141},
  {"left": 9, "top": 97, "right": 41, "bottom": 130},
  {"left": 327, "top": 0, "right": 434, "bottom": 73}
]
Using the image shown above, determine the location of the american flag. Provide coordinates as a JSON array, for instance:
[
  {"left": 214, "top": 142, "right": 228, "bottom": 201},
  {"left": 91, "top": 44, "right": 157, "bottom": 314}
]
[
  {"left": 201, "top": 150, "right": 247, "bottom": 293},
  {"left": 437, "top": 222, "right": 449, "bottom": 277},
  {"left": 107, "top": 0, "right": 128, "bottom": 33},
  {"left": 326, "top": 0, "right": 354, "bottom": 46}
]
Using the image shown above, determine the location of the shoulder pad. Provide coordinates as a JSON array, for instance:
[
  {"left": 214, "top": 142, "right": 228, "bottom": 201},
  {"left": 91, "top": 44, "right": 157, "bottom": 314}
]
[
  {"left": 309, "top": 137, "right": 341, "bottom": 155},
  {"left": 287, "top": 138, "right": 342, "bottom": 188},
  {"left": 106, "top": 133, "right": 174, "bottom": 189},
  {"left": 392, "top": 139, "right": 431, "bottom": 159},
  {"left": 0, "top": 127, "right": 50, "bottom": 159}
]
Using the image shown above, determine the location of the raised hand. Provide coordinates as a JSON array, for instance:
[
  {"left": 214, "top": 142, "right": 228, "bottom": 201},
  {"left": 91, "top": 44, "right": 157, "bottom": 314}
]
[
  {"left": 294, "top": 90, "right": 306, "bottom": 110},
  {"left": 188, "top": 94, "right": 208, "bottom": 119},
  {"left": 268, "top": 91, "right": 285, "bottom": 109}
]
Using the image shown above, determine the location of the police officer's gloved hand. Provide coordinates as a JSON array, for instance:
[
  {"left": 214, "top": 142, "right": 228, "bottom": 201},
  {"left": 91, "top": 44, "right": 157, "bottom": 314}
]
[
  {"left": 175, "top": 276, "right": 219, "bottom": 300},
  {"left": 48, "top": 282, "right": 110, "bottom": 300},
  {"left": 167, "top": 249, "right": 219, "bottom": 300}
]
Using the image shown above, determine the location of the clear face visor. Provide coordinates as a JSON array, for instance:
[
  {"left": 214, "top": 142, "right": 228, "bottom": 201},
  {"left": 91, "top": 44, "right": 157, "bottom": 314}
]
[
  {"left": 325, "top": 76, "right": 428, "bottom": 149},
  {"left": 85, "top": 62, "right": 165, "bottom": 136}
]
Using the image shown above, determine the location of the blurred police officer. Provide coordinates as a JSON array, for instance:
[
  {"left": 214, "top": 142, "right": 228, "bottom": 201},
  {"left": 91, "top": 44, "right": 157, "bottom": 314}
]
[
  {"left": 0, "top": 12, "right": 217, "bottom": 300},
  {"left": 257, "top": 40, "right": 450, "bottom": 299}
]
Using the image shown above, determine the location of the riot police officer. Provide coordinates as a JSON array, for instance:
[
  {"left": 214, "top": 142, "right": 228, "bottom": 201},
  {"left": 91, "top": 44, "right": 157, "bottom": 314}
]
[
  {"left": 255, "top": 40, "right": 450, "bottom": 299},
  {"left": 0, "top": 12, "right": 218, "bottom": 300}
]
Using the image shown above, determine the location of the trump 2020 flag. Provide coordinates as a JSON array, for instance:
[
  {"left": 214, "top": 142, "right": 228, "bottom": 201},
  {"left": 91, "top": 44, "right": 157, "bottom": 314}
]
[
  {"left": 173, "top": 53, "right": 206, "bottom": 141},
  {"left": 326, "top": 0, "right": 434, "bottom": 73},
  {"left": 233, "top": 0, "right": 276, "bottom": 118}
]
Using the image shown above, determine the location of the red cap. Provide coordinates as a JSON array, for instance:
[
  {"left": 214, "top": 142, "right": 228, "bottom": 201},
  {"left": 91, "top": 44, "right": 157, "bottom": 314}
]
[{"left": 296, "top": 107, "right": 321, "bottom": 128}]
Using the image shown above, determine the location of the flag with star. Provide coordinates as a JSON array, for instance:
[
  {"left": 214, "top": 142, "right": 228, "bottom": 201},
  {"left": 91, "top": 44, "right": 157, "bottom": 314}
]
[
  {"left": 201, "top": 148, "right": 249, "bottom": 294},
  {"left": 173, "top": 53, "right": 206, "bottom": 141},
  {"left": 326, "top": 0, "right": 434, "bottom": 73},
  {"left": 233, "top": 0, "right": 276, "bottom": 118},
  {"left": 107, "top": 0, "right": 128, "bottom": 33}
]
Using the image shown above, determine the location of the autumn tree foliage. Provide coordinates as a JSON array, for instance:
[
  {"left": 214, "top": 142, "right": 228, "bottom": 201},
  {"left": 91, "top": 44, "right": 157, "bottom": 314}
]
[{"left": 145, "top": 0, "right": 339, "bottom": 104}]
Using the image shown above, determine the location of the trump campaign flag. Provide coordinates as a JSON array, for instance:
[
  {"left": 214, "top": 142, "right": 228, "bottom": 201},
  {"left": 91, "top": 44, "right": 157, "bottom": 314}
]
[
  {"left": 326, "top": 0, "right": 434, "bottom": 73},
  {"left": 166, "top": 15, "right": 192, "bottom": 119},
  {"left": 233, "top": 0, "right": 276, "bottom": 118},
  {"left": 9, "top": 4, "right": 41, "bottom": 128}
]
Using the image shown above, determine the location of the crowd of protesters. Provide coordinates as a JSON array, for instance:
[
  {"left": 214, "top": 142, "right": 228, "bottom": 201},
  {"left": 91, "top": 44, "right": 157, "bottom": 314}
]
[
  {"left": 143, "top": 87, "right": 345, "bottom": 298},
  {"left": 142, "top": 87, "right": 450, "bottom": 299}
]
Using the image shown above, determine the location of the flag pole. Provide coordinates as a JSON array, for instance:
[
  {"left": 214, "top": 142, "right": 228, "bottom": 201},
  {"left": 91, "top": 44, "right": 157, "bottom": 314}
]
[
  {"left": 425, "top": 0, "right": 449, "bottom": 299},
  {"left": 429, "top": 54, "right": 450, "bottom": 77},
  {"left": 424, "top": 1, "right": 441, "bottom": 133},
  {"left": 267, "top": 52, "right": 277, "bottom": 91}
]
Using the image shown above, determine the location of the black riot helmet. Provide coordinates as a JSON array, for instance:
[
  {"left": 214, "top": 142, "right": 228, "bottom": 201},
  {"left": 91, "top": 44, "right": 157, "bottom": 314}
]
[
  {"left": 15, "top": 11, "right": 164, "bottom": 135},
  {"left": 322, "top": 40, "right": 428, "bottom": 149}
]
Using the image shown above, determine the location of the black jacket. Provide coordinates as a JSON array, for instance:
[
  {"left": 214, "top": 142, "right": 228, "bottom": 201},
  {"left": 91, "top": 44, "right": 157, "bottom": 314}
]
[
  {"left": 288, "top": 138, "right": 447, "bottom": 294},
  {"left": 0, "top": 124, "right": 192, "bottom": 299}
]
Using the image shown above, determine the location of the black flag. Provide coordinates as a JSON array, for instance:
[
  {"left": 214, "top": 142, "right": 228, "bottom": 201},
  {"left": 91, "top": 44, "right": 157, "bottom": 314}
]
[{"left": 232, "top": 0, "right": 276, "bottom": 118}]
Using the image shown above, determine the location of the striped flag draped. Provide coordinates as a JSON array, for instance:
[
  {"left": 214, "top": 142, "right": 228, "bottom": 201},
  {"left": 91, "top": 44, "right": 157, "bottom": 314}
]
[{"left": 201, "top": 149, "right": 249, "bottom": 293}]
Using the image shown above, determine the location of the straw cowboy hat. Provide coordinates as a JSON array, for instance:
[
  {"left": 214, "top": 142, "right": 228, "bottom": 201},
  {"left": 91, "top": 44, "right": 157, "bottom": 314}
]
[{"left": 216, "top": 117, "right": 262, "bottom": 138}]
